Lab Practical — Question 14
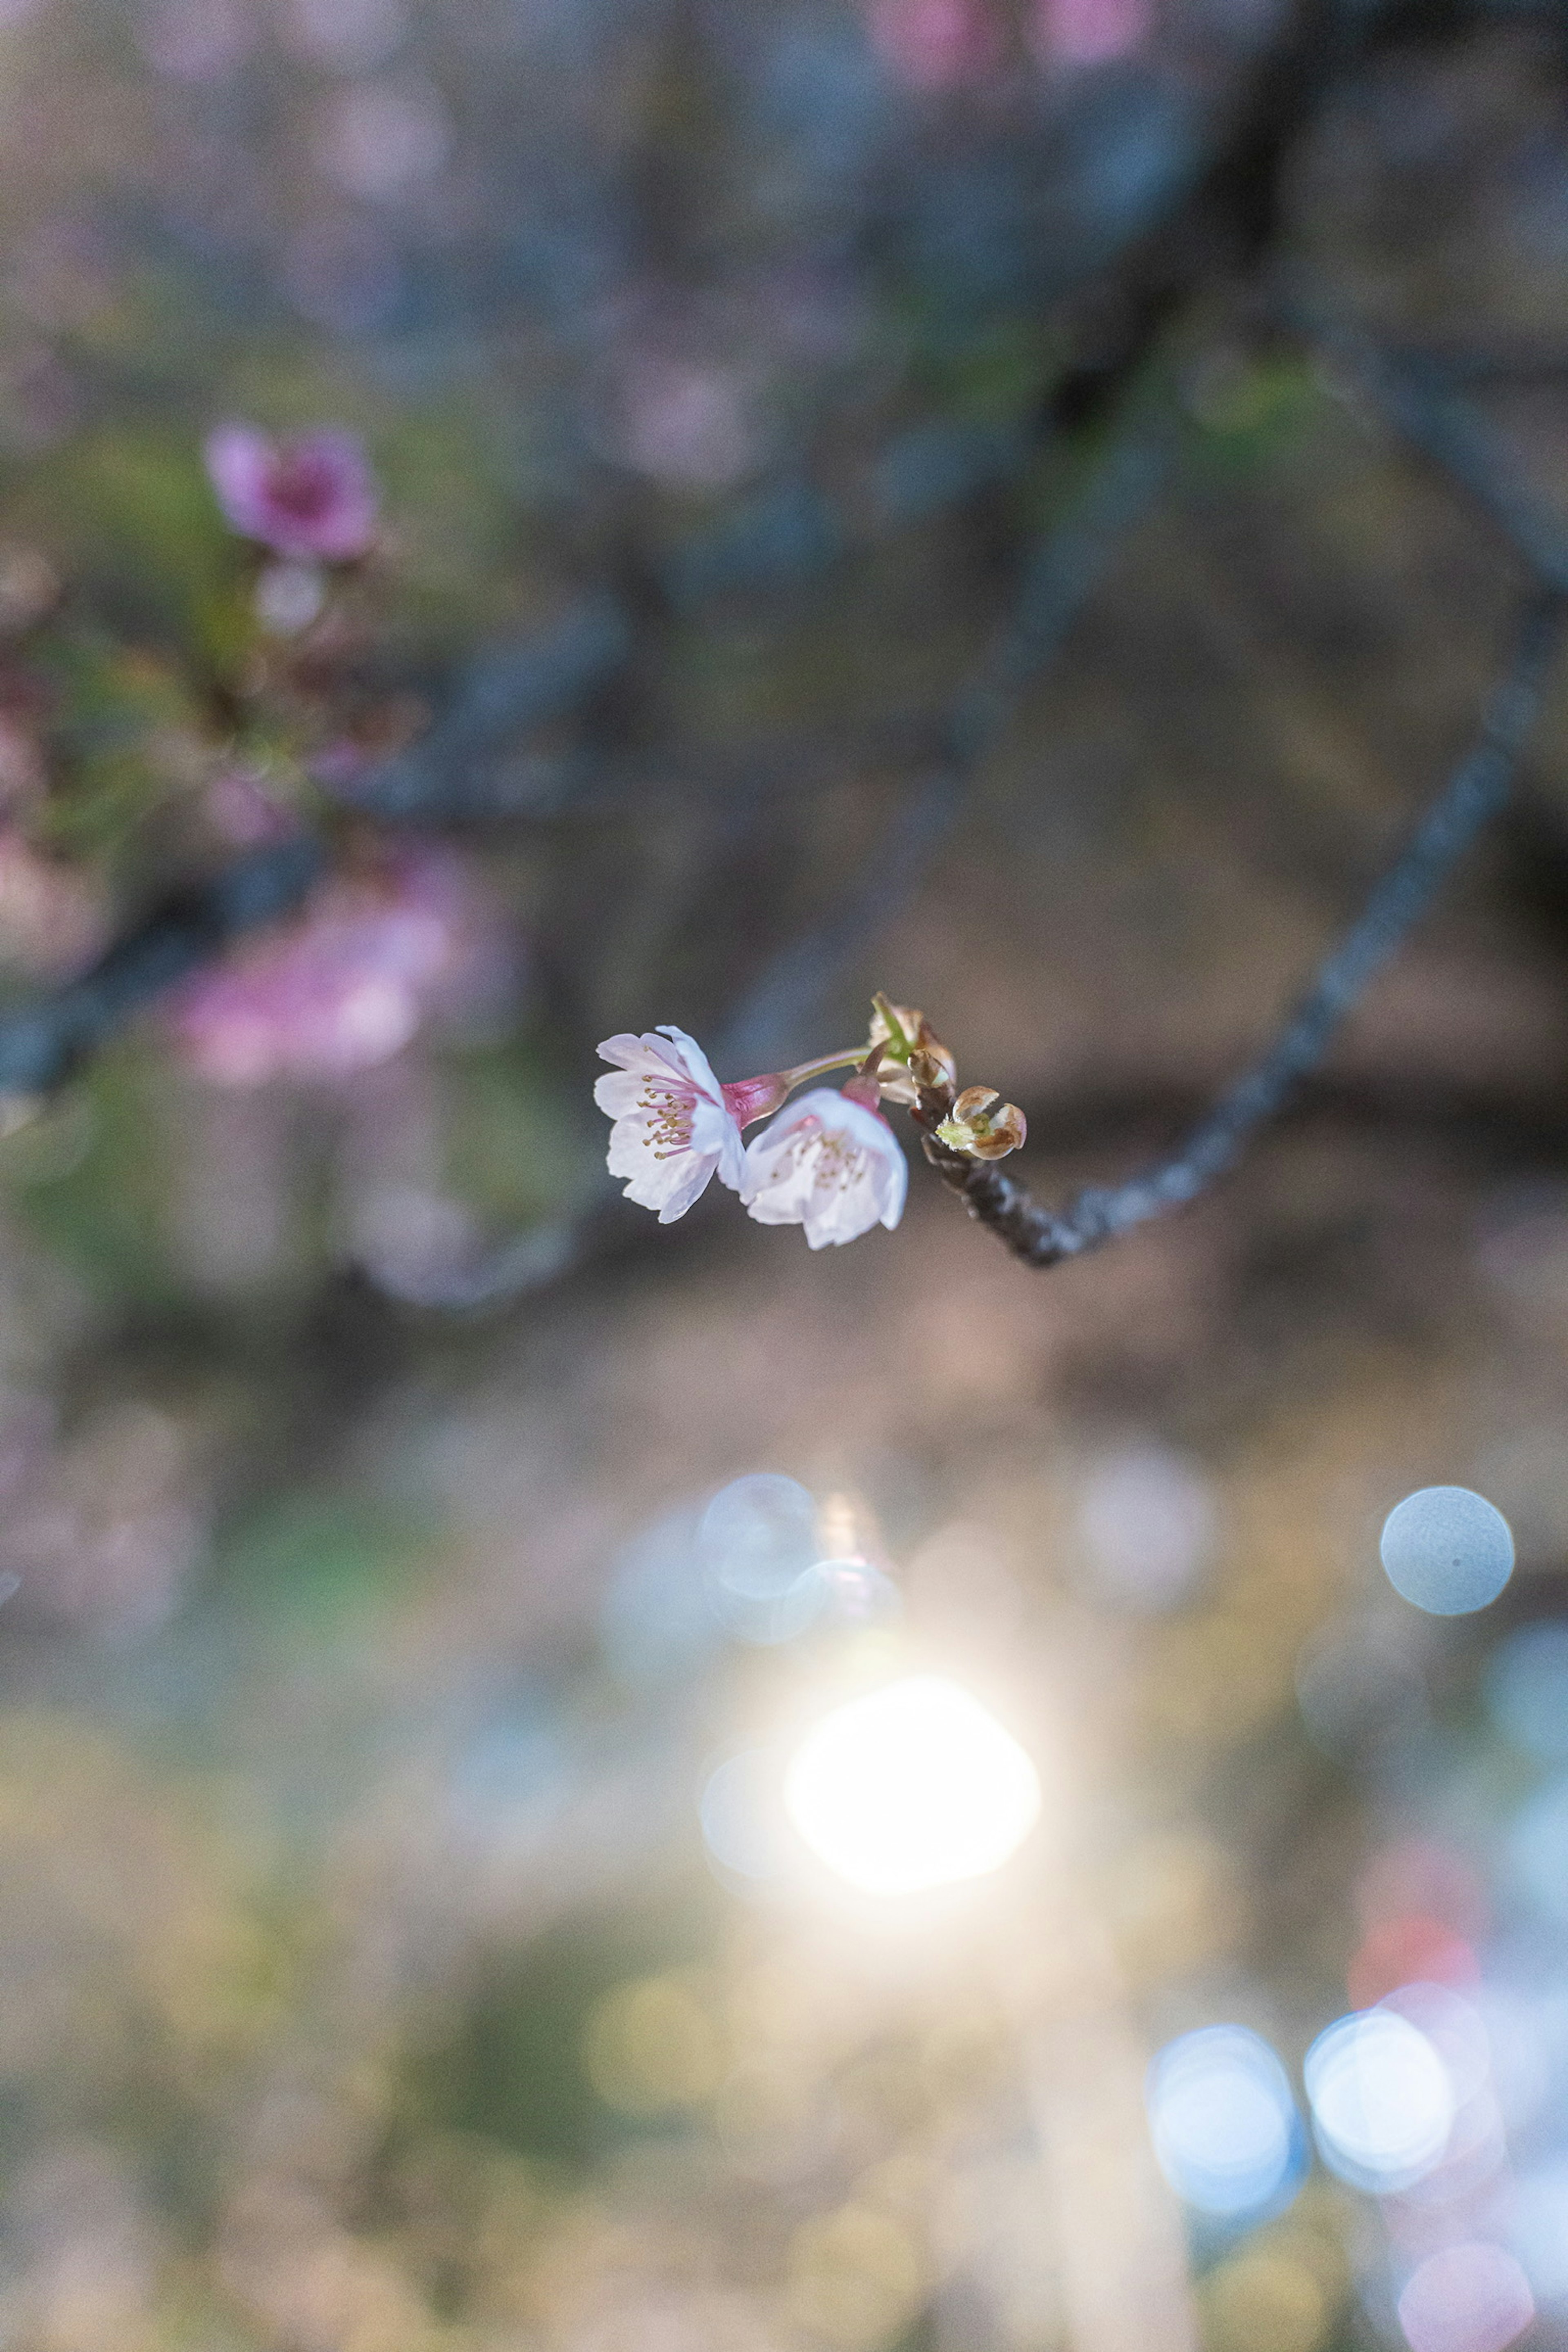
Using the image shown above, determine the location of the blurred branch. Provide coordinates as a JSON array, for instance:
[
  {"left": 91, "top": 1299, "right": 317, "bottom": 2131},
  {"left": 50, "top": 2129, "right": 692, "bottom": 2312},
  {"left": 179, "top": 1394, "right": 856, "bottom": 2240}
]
[
  {"left": 715, "top": 378, "right": 1180, "bottom": 1075},
  {"left": 1301, "top": 307, "right": 1568, "bottom": 591},
  {"left": 909, "top": 590, "right": 1566, "bottom": 1266},
  {"left": 337, "top": 595, "right": 634, "bottom": 822},
  {"left": 0, "top": 836, "right": 323, "bottom": 1097}
]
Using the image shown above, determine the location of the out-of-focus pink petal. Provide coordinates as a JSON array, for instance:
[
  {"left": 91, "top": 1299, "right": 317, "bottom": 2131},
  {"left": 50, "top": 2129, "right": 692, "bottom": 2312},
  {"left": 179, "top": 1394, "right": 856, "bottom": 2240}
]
[{"left": 203, "top": 421, "right": 379, "bottom": 560}]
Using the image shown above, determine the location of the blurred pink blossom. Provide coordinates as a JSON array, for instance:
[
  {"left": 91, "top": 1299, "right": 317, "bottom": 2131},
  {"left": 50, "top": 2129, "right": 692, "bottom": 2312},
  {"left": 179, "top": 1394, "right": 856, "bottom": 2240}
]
[
  {"left": 168, "top": 849, "right": 509, "bottom": 1088},
  {"left": 0, "top": 831, "right": 109, "bottom": 981},
  {"left": 1029, "top": 0, "right": 1150, "bottom": 66},
  {"left": 864, "top": 0, "right": 1003, "bottom": 90},
  {"left": 610, "top": 355, "right": 760, "bottom": 491},
  {"left": 203, "top": 769, "right": 297, "bottom": 849},
  {"left": 203, "top": 424, "right": 378, "bottom": 561}
]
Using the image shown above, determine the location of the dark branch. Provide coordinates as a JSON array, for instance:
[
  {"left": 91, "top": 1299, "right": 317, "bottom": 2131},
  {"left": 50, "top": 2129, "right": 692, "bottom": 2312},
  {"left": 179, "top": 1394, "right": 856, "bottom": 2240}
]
[
  {"left": 910, "top": 590, "right": 1567, "bottom": 1265},
  {"left": 0, "top": 837, "right": 324, "bottom": 1097}
]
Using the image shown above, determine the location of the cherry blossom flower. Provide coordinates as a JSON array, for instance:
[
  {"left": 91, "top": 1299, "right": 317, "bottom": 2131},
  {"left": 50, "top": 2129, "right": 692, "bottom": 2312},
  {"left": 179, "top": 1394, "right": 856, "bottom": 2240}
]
[
  {"left": 595, "top": 1028, "right": 748, "bottom": 1223},
  {"left": 741, "top": 1086, "right": 907, "bottom": 1248},
  {"left": 203, "top": 423, "right": 378, "bottom": 561}
]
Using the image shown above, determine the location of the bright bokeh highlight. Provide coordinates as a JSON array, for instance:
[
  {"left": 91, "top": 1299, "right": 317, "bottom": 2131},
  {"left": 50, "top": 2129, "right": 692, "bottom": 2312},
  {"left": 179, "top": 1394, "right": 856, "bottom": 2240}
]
[
  {"left": 1304, "top": 2008, "right": 1455, "bottom": 2192},
  {"left": 1379, "top": 1487, "right": 1514, "bottom": 1616},
  {"left": 783, "top": 1674, "right": 1041, "bottom": 1896},
  {"left": 1146, "top": 2024, "right": 1300, "bottom": 2216},
  {"left": 1396, "top": 2243, "right": 1534, "bottom": 2352},
  {"left": 699, "top": 1472, "right": 826, "bottom": 1644}
]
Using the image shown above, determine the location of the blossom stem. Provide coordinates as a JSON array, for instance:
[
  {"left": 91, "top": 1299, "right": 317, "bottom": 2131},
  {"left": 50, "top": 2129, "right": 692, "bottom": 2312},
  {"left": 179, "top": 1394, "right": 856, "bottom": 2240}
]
[
  {"left": 721, "top": 1046, "right": 866, "bottom": 1131},
  {"left": 778, "top": 1047, "right": 867, "bottom": 1088}
]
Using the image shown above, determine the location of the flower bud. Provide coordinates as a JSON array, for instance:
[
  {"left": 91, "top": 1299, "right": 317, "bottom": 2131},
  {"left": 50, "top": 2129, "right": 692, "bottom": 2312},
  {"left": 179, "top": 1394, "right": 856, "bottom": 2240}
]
[
  {"left": 869, "top": 997, "right": 957, "bottom": 1105},
  {"left": 935, "top": 1086, "right": 1027, "bottom": 1160},
  {"left": 907, "top": 1047, "right": 955, "bottom": 1112}
]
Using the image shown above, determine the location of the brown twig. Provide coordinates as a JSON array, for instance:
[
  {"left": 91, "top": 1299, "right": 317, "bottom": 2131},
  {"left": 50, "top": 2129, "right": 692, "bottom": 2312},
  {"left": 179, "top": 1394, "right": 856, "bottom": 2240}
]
[{"left": 905, "top": 590, "right": 1568, "bottom": 1271}]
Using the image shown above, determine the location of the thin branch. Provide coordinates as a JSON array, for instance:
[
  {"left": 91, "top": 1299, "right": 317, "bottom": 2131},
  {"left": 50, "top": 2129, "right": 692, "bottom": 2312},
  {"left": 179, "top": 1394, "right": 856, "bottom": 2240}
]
[
  {"left": 910, "top": 590, "right": 1566, "bottom": 1265},
  {"left": 1301, "top": 306, "right": 1568, "bottom": 593},
  {"left": 340, "top": 596, "right": 634, "bottom": 823},
  {"left": 714, "top": 386, "right": 1179, "bottom": 1075}
]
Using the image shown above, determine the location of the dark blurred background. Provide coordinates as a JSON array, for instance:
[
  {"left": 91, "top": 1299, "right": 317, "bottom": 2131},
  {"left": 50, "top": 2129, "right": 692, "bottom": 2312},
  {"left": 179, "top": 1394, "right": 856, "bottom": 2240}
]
[{"left": 0, "top": 1, "right": 1563, "bottom": 2348}]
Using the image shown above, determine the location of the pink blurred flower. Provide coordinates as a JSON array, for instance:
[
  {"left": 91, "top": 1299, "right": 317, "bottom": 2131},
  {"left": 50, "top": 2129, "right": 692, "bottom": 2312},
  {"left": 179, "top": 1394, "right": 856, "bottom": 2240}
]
[
  {"left": 203, "top": 423, "right": 378, "bottom": 561},
  {"left": 0, "top": 830, "right": 109, "bottom": 981},
  {"left": 741, "top": 1086, "right": 906, "bottom": 1248},
  {"left": 865, "top": 0, "right": 1003, "bottom": 90},
  {"left": 203, "top": 769, "right": 296, "bottom": 849},
  {"left": 1029, "top": 0, "right": 1150, "bottom": 66},
  {"left": 169, "top": 849, "right": 503, "bottom": 1088},
  {"left": 595, "top": 1027, "right": 747, "bottom": 1223}
]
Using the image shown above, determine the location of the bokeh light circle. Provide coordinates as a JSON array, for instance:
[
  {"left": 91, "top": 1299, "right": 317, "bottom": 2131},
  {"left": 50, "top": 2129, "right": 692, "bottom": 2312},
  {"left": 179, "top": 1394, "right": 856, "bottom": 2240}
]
[
  {"left": 1379, "top": 1487, "right": 1514, "bottom": 1616},
  {"left": 1510, "top": 2162, "right": 1568, "bottom": 2305},
  {"left": 1304, "top": 2009, "right": 1455, "bottom": 2192},
  {"left": 1146, "top": 2024, "right": 1300, "bottom": 2216},
  {"left": 783, "top": 1675, "right": 1041, "bottom": 1897},
  {"left": 1396, "top": 2243, "right": 1534, "bottom": 2352},
  {"left": 699, "top": 1473, "right": 826, "bottom": 1644}
]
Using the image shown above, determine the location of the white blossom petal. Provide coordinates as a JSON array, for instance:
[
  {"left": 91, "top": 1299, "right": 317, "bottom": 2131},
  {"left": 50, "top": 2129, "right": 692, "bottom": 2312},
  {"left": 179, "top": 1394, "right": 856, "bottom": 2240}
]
[
  {"left": 741, "top": 1088, "right": 906, "bottom": 1248},
  {"left": 595, "top": 1024, "right": 745, "bottom": 1219}
]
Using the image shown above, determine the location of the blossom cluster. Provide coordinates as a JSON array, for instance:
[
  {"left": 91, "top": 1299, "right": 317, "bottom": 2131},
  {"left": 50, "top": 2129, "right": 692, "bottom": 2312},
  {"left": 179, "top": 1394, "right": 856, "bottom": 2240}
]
[{"left": 595, "top": 1000, "right": 1024, "bottom": 1250}]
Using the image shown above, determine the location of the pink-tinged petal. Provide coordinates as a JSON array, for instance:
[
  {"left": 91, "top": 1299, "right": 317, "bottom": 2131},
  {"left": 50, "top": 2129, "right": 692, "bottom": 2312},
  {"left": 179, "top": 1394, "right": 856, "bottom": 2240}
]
[
  {"left": 203, "top": 421, "right": 377, "bottom": 560},
  {"left": 610, "top": 1139, "right": 690, "bottom": 1213},
  {"left": 655, "top": 1150, "right": 724, "bottom": 1223},
  {"left": 742, "top": 1088, "right": 905, "bottom": 1247},
  {"left": 205, "top": 424, "right": 276, "bottom": 539},
  {"left": 686, "top": 1092, "right": 746, "bottom": 1193},
  {"left": 877, "top": 1141, "right": 908, "bottom": 1230},
  {"left": 595, "top": 1022, "right": 744, "bottom": 1217},
  {"left": 594, "top": 1068, "right": 657, "bottom": 1119},
  {"left": 597, "top": 1027, "right": 715, "bottom": 1095},
  {"left": 596, "top": 1031, "right": 661, "bottom": 1073},
  {"left": 653, "top": 1024, "right": 725, "bottom": 1102}
]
